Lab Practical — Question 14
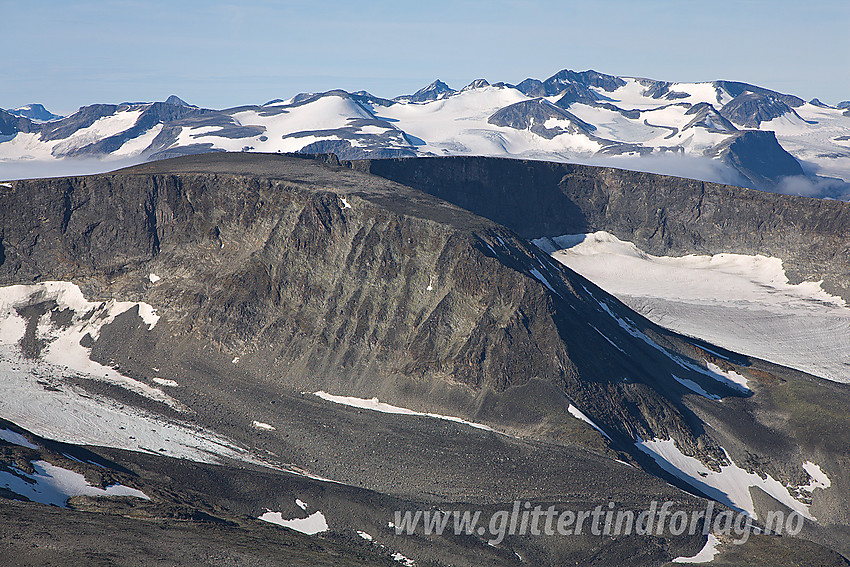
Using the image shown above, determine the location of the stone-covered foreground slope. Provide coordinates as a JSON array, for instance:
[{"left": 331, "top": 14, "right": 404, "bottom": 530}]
[{"left": 0, "top": 153, "right": 849, "bottom": 565}]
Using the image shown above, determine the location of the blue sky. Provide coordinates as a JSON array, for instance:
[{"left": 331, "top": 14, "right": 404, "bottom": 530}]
[{"left": 2, "top": 0, "right": 848, "bottom": 114}]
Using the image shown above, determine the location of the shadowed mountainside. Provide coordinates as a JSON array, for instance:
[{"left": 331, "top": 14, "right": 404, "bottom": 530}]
[{"left": 351, "top": 156, "right": 850, "bottom": 301}]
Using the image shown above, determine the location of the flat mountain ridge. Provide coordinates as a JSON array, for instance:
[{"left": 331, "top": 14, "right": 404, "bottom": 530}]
[{"left": 353, "top": 155, "right": 850, "bottom": 302}]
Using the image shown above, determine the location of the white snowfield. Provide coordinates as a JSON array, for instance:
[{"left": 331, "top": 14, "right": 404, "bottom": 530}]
[
  {"left": 313, "top": 391, "right": 496, "bottom": 432},
  {"left": 373, "top": 86, "right": 603, "bottom": 157},
  {"left": 0, "top": 342, "right": 265, "bottom": 463},
  {"left": 0, "top": 282, "right": 176, "bottom": 407},
  {"left": 0, "top": 109, "right": 142, "bottom": 163},
  {"left": 52, "top": 110, "right": 143, "bottom": 156},
  {"left": 637, "top": 437, "right": 828, "bottom": 521},
  {"left": 673, "top": 533, "right": 721, "bottom": 563},
  {"left": 801, "top": 461, "right": 831, "bottom": 492},
  {"left": 0, "top": 427, "right": 39, "bottom": 449},
  {"left": 570, "top": 273, "right": 752, "bottom": 400},
  {"left": 115, "top": 124, "right": 163, "bottom": 157},
  {"left": 392, "top": 552, "right": 415, "bottom": 566},
  {"left": 537, "top": 231, "right": 850, "bottom": 383},
  {"left": 259, "top": 499, "right": 329, "bottom": 535},
  {"left": 0, "top": 281, "right": 278, "bottom": 466},
  {"left": 0, "top": 459, "right": 149, "bottom": 507}
]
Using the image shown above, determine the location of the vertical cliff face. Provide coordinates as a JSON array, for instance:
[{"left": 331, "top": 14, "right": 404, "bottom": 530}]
[
  {"left": 0, "top": 154, "right": 756, "bottom": 459},
  {"left": 351, "top": 156, "right": 850, "bottom": 300}
]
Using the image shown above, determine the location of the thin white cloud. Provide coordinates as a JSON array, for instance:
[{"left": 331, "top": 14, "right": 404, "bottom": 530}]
[{"left": 0, "top": 157, "right": 147, "bottom": 182}]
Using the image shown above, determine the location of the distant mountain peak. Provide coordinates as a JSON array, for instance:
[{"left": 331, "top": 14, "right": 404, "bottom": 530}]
[
  {"left": 461, "top": 78, "right": 490, "bottom": 91},
  {"left": 7, "top": 103, "right": 63, "bottom": 122},
  {"left": 398, "top": 79, "right": 456, "bottom": 103},
  {"left": 165, "top": 95, "right": 195, "bottom": 107},
  {"left": 545, "top": 69, "right": 626, "bottom": 92},
  {"left": 422, "top": 79, "right": 451, "bottom": 91}
]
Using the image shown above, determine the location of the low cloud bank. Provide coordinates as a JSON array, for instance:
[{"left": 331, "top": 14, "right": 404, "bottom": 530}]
[
  {"left": 571, "top": 153, "right": 749, "bottom": 187},
  {"left": 573, "top": 153, "right": 850, "bottom": 201},
  {"left": 0, "top": 157, "right": 147, "bottom": 181},
  {"left": 3, "top": 152, "right": 849, "bottom": 202},
  {"left": 774, "top": 175, "right": 850, "bottom": 200}
]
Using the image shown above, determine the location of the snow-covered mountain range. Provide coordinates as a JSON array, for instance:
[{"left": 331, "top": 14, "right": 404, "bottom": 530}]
[{"left": 3, "top": 68, "right": 850, "bottom": 197}]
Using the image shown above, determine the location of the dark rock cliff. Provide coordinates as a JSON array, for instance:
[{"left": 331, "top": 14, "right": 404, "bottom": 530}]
[
  {"left": 351, "top": 156, "right": 850, "bottom": 301},
  {"left": 0, "top": 153, "right": 757, "bottom": 465}
]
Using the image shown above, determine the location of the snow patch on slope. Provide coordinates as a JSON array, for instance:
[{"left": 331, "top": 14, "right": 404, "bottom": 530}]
[
  {"left": 704, "top": 362, "right": 749, "bottom": 392},
  {"left": 801, "top": 461, "right": 831, "bottom": 492},
  {"left": 538, "top": 231, "right": 850, "bottom": 383},
  {"left": 0, "top": 344, "right": 261, "bottom": 463},
  {"left": 392, "top": 552, "right": 416, "bottom": 566},
  {"left": 673, "top": 533, "right": 721, "bottom": 563},
  {"left": 567, "top": 405, "right": 611, "bottom": 440},
  {"left": 0, "top": 459, "right": 149, "bottom": 507},
  {"left": 0, "top": 282, "right": 172, "bottom": 407},
  {"left": 0, "top": 428, "right": 39, "bottom": 449},
  {"left": 0, "top": 283, "right": 282, "bottom": 466},
  {"left": 114, "top": 123, "right": 163, "bottom": 157},
  {"left": 637, "top": 437, "right": 816, "bottom": 520},
  {"left": 52, "top": 109, "right": 143, "bottom": 156},
  {"left": 314, "top": 391, "right": 496, "bottom": 432},
  {"left": 259, "top": 500, "right": 329, "bottom": 534},
  {"left": 588, "top": 291, "right": 737, "bottom": 399}
]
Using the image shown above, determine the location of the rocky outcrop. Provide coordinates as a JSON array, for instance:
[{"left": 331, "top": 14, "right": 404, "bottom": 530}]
[
  {"left": 462, "top": 78, "right": 491, "bottom": 91},
  {"left": 713, "top": 80, "right": 805, "bottom": 108},
  {"left": 720, "top": 92, "right": 799, "bottom": 128},
  {"left": 396, "top": 79, "right": 455, "bottom": 103},
  {"left": 636, "top": 79, "right": 691, "bottom": 101},
  {"left": 488, "top": 99, "right": 598, "bottom": 139},
  {"left": 4, "top": 103, "right": 63, "bottom": 122},
  {"left": 513, "top": 77, "right": 547, "bottom": 97},
  {"left": 552, "top": 82, "right": 601, "bottom": 106},
  {"left": 164, "top": 95, "right": 195, "bottom": 107},
  {"left": 543, "top": 69, "right": 626, "bottom": 93},
  {"left": 683, "top": 102, "right": 738, "bottom": 132},
  {"left": 66, "top": 102, "right": 219, "bottom": 157},
  {"left": 39, "top": 104, "right": 127, "bottom": 142},
  {"left": 0, "top": 109, "right": 38, "bottom": 136},
  {"left": 709, "top": 130, "right": 805, "bottom": 187}
]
